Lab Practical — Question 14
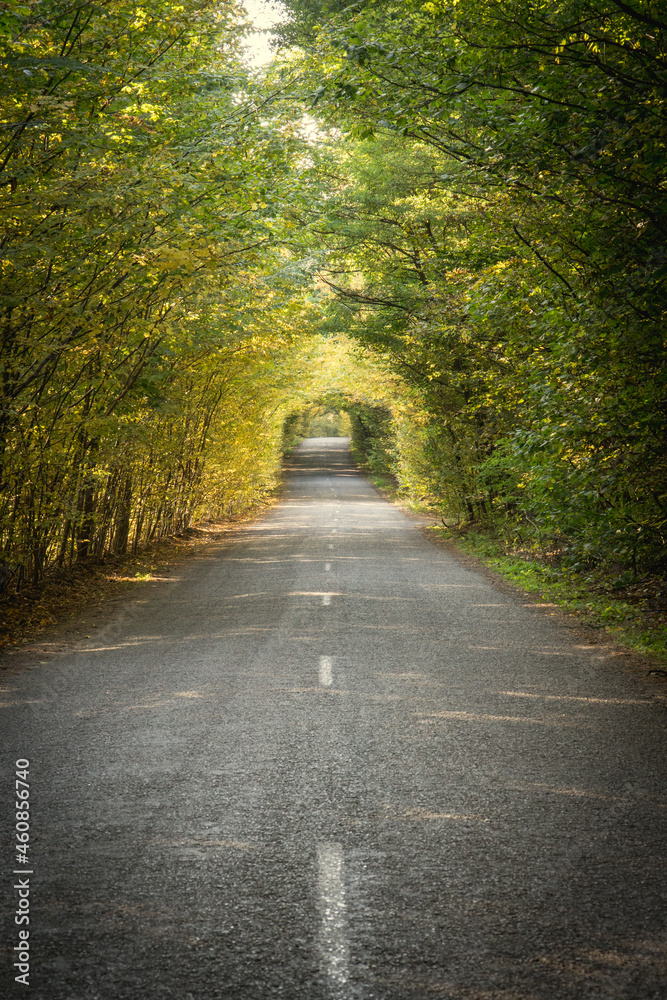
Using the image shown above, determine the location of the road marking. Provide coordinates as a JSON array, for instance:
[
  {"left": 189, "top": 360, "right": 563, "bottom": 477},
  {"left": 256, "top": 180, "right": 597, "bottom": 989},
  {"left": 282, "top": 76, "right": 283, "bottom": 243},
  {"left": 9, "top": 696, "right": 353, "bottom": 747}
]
[
  {"left": 317, "top": 842, "right": 350, "bottom": 994},
  {"left": 319, "top": 656, "right": 333, "bottom": 686},
  {"left": 322, "top": 594, "right": 332, "bottom": 606},
  {"left": 325, "top": 563, "right": 331, "bottom": 571},
  {"left": 332, "top": 528, "right": 337, "bottom": 534},
  {"left": 328, "top": 544, "right": 334, "bottom": 550}
]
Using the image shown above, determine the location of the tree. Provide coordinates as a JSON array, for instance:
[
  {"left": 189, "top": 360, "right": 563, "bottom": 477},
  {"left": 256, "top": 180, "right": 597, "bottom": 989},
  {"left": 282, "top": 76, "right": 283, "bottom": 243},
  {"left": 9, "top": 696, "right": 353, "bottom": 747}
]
[
  {"left": 0, "top": 0, "right": 322, "bottom": 587},
  {"left": 271, "top": 0, "right": 667, "bottom": 572}
]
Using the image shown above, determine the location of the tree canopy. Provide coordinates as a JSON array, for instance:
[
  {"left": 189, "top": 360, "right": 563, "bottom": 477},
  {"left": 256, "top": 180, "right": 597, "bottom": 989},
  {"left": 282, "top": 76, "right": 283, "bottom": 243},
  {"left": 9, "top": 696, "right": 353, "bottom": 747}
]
[
  {"left": 1, "top": 0, "right": 664, "bottom": 592},
  {"left": 271, "top": 0, "right": 667, "bottom": 574}
]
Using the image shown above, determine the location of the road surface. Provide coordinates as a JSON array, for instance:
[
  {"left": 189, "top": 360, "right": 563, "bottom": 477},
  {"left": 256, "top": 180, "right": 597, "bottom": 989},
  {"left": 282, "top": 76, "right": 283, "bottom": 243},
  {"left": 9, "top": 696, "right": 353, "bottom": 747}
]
[{"left": 2, "top": 438, "right": 666, "bottom": 999}]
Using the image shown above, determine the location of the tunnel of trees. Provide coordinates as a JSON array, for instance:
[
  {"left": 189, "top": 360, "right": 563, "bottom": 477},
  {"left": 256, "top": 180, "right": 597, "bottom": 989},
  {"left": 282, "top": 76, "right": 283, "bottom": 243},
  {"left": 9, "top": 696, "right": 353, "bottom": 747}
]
[{"left": 0, "top": 0, "right": 665, "bottom": 594}]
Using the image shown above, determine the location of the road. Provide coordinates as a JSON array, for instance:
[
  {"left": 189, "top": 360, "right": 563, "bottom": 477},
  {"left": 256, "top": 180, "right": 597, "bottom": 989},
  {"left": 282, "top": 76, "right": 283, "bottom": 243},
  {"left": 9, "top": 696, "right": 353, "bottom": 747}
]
[{"left": 1, "top": 437, "right": 666, "bottom": 999}]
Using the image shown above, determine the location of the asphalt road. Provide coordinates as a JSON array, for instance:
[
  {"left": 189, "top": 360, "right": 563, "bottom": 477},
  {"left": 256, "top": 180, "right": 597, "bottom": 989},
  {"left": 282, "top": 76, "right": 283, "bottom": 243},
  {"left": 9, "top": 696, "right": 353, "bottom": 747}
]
[{"left": 2, "top": 437, "right": 666, "bottom": 999}]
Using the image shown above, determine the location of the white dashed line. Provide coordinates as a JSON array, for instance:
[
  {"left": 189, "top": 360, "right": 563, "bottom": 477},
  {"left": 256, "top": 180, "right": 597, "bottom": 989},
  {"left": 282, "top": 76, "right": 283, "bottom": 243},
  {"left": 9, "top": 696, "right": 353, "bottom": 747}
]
[
  {"left": 317, "top": 842, "right": 349, "bottom": 993},
  {"left": 319, "top": 656, "right": 333, "bottom": 686}
]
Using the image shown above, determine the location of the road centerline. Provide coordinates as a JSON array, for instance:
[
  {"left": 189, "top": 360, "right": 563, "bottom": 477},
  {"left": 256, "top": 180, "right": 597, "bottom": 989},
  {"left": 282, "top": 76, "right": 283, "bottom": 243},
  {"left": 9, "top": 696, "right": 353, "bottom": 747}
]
[
  {"left": 317, "top": 842, "right": 350, "bottom": 996},
  {"left": 319, "top": 656, "right": 333, "bottom": 687}
]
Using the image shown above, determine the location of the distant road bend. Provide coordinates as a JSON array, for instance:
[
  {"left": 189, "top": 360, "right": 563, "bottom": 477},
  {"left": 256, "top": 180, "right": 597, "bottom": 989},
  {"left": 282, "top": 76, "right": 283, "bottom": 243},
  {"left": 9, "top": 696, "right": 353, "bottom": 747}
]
[{"left": 1, "top": 437, "right": 666, "bottom": 999}]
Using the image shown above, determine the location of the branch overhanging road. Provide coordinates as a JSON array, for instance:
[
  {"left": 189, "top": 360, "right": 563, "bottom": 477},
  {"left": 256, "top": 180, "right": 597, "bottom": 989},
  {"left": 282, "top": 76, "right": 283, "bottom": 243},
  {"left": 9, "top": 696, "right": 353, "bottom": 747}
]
[{"left": 2, "top": 438, "right": 666, "bottom": 999}]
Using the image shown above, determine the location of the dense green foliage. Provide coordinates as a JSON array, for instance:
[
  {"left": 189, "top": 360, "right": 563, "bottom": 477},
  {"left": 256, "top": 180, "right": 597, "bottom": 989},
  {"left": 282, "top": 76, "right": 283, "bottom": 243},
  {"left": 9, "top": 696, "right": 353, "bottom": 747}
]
[
  {"left": 1, "top": 0, "right": 665, "bottom": 596},
  {"left": 0, "top": 0, "right": 319, "bottom": 588},
  {"left": 275, "top": 0, "right": 667, "bottom": 575}
]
